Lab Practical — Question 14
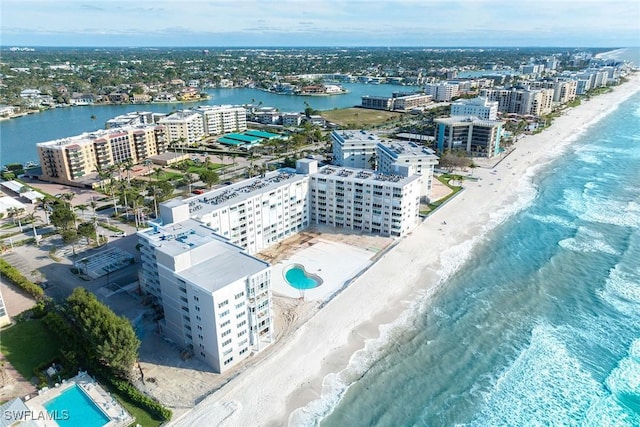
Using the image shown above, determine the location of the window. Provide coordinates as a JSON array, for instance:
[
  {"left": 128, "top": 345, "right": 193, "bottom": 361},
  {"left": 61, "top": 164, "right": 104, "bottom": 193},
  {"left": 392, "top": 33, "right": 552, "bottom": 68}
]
[
  {"left": 221, "top": 329, "right": 232, "bottom": 337},
  {"left": 223, "top": 357, "right": 234, "bottom": 365},
  {"left": 219, "top": 309, "right": 230, "bottom": 317}
]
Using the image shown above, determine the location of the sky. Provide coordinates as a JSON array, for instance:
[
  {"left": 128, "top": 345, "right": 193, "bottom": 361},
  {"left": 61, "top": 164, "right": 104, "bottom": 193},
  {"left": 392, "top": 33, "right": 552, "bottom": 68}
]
[{"left": 1, "top": 0, "right": 639, "bottom": 47}]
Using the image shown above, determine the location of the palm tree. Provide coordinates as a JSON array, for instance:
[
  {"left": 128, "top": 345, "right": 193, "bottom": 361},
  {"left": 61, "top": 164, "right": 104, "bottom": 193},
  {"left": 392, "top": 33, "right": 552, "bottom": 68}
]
[
  {"left": 7, "top": 207, "right": 25, "bottom": 232},
  {"left": 36, "top": 197, "right": 52, "bottom": 225},
  {"left": 61, "top": 192, "right": 75, "bottom": 207},
  {"left": 183, "top": 172, "right": 195, "bottom": 194},
  {"left": 143, "top": 158, "right": 153, "bottom": 176},
  {"left": 25, "top": 211, "right": 42, "bottom": 246},
  {"left": 75, "top": 204, "right": 88, "bottom": 222}
]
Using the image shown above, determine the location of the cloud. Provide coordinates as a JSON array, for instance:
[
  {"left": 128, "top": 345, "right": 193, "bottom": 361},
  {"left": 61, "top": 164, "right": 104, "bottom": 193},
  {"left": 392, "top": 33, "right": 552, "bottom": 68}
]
[{"left": 1, "top": 0, "right": 638, "bottom": 47}]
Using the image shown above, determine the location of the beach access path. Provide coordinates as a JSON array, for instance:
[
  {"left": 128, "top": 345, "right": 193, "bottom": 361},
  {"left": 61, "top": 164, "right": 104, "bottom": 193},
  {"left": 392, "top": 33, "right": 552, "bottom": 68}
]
[{"left": 170, "top": 73, "right": 640, "bottom": 427}]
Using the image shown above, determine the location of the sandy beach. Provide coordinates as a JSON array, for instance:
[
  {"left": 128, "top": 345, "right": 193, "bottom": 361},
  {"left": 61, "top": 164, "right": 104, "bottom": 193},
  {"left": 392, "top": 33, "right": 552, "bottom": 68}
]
[{"left": 170, "top": 73, "right": 640, "bottom": 427}]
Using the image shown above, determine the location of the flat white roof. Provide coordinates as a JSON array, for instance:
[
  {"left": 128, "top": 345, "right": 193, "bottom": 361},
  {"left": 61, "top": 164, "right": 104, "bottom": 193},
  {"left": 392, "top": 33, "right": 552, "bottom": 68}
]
[
  {"left": 185, "top": 170, "right": 308, "bottom": 216},
  {"left": 312, "top": 165, "right": 421, "bottom": 186},
  {"left": 139, "top": 219, "right": 269, "bottom": 293}
]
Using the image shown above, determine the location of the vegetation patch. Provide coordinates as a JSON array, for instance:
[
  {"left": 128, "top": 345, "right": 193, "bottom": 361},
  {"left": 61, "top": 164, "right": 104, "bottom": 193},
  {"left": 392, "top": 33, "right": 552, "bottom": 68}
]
[
  {"left": 320, "top": 107, "right": 402, "bottom": 128},
  {"left": 0, "top": 258, "right": 44, "bottom": 299},
  {"left": 0, "top": 319, "right": 61, "bottom": 379}
]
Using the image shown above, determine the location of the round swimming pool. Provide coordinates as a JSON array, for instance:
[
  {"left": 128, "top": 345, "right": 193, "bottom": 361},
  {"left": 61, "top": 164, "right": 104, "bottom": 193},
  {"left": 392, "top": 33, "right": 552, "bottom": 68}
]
[{"left": 284, "top": 264, "right": 323, "bottom": 290}]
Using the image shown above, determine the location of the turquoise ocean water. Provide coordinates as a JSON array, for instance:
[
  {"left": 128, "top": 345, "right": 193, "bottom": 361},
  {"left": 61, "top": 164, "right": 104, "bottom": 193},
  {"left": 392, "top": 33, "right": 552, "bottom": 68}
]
[{"left": 293, "top": 91, "right": 640, "bottom": 426}]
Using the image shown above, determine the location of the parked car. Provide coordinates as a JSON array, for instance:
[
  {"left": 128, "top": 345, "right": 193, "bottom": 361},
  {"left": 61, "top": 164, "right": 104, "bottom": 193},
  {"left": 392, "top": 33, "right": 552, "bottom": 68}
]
[{"left": 192, "top": 189, "right": 205, "bottom": 194}]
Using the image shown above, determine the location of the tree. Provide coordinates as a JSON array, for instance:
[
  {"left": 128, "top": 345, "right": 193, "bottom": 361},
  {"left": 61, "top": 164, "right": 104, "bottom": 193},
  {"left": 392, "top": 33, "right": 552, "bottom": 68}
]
[
  {"left": 77, "top": 222, "right": 96, "bottom": 245},
  {"left": 25, "top": 211, "right": 42, "bottom": 245},
  {"left": 199, "top": 169, "right": 219, "bottom": 189},
  {"left": 50, "top": 202, "right": 76, "bottom": 231},
  {"left": 61, "top": 229, "right": 80, "bottom": 255},
  {"left": 183, "top": 172, "right": 195, "bottom": 193},
  {"left": 7, "top": 207, "right": 25, "bottom": 231},
  {"left": 66, "top": 288, "right": 140, "bottom": 379}
]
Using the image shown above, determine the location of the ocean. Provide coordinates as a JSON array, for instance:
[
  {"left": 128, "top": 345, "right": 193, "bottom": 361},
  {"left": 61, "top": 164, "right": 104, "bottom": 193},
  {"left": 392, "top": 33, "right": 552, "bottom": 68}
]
[{"left": 293, "top": 91, "right": 640, "bottom": 425}]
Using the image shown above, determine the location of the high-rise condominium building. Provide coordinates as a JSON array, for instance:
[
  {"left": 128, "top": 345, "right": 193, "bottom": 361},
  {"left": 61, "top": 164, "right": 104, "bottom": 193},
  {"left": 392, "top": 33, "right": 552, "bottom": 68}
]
[
  {"left": 450, "top": 97, "right": 499, "bottom": 120},
  {"left": 138, "top": 160, "right": 423, "bottom": 371},
  {"left": 332, "top": 130, "right": 438, "bottom": 199},
  {"left": 137, "top": 217, "right": 272, "bottom": 373},
  {"left": 158, "top": 110, "right": 205, "bottom": 144},
  {"left": 36, "top": 124, "right": 167, "bottom": 187},
  {"left": 194, "top": 105, "right": 247, "bottom": 135},
  {"left": 435, "top": 117, "right": 503, "bottom": 158}
]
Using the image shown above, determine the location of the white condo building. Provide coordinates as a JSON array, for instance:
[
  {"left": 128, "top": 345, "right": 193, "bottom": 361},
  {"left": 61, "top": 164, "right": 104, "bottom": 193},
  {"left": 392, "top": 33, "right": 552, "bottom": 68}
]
[
  {"left": 194, "top": 105, "right": 247, "bottom": 135},
  {"left": 138, "top": 217, "right": 272, "bottom": 373},
  {"left": 332, "top": 130, "right": 438, "bottom": 200},
  {"left": 424, "top": 82, "right": 459, "bottom": 102},
  {"left": 307, "top": 162, "right": 422, "bottom": 237},
  {"left": 178, "top": 171, "right": 310, "bottom": 255},
  {"left": 332, "top": 130, "right": 379, "bottom": 169},
  {"left": 138, "top": 160, "right": 424, "bottom": 371},
  {"left": 450, "top": 97, "right": 498, "bottom": 120},
  {"left": 158, "top": 110, "right": 205, "bottom": 143},
  {"left": 376, "top": 141, "right": 439, "bottom": 197}
]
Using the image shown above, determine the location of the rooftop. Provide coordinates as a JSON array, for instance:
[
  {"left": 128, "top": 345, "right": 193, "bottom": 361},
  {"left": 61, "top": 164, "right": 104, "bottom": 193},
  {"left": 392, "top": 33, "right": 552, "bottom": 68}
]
[
  {"left": 36, "top": 124, "right": 162, "bottom": 148},
  {"left": 140, "top": 219, "right": 268, "bottom": 292},
  {"left": 377, "top": 140, "right": 439, "bottom": 161},
  {"left": 314, "top": 165, "right": 420, "bottom": 185},
  {"left": 185, "top": 170, "right": 308, "bottom": 216}
]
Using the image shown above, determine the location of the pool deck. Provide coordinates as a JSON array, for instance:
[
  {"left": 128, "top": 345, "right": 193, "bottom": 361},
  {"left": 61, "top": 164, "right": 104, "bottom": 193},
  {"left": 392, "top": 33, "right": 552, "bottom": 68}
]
[
  {"left": 270, "top": 239, "right": 378, "bottom": 301},
  {"left": 24, "top": 372, "right": 133, "bottom": 427}
]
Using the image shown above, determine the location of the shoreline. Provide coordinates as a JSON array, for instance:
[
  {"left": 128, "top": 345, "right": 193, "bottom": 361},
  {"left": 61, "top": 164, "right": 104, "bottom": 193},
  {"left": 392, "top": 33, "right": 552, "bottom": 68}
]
[{"left": 171, "top": 74, "right": 640, "bottom": 427}]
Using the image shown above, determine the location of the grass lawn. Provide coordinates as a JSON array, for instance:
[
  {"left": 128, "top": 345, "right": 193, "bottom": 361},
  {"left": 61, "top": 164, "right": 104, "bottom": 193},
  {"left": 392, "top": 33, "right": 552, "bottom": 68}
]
[
  {"left": 186, "top": 164, "right": 225, "bottom": 174},
  {"left": 320, "top": 107, "right": 402, "bottom": 128},
  {"left": 0, "top": 319, "right": 61, "bottom": 379},
  {"left": 153, "top": 171, "right": 183, "bottom": 182}
]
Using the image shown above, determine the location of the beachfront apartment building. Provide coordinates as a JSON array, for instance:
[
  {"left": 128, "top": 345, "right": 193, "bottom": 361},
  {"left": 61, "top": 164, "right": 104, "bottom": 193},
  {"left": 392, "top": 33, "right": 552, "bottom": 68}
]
[
  {"left": 479, "top": 87, "right": 553, "bottom": 116},
  {"left": 137, "top": 160, "right": 423, "bottom": 369},
  {"left": 332, "top": 130, "right": 379, "bottom": 169},
  {"left": 158, "top": 110, "right": 205, "bottom": 144},
  {"left": 194, "top": 105, "right": 247, "bottom": 135},
  {"left": 332, "top": 130, "right": 438, "bottom": 199},
  {"left": 307, "top": 162, "right": 422, "bottom": 237},
  {"left": 137, "top": 217, "right": 272, "bottom": 373},
  {"left": 36, "top": 124, "right": 167, "bottom": 188},
  {"left": 177, "top": 170, "right": 310, "bottom": 255},
  {"left": 450, "top": 97, "right": 498, "bottom": 120},
  {"left": 435, "top": 117, "right": 503, "bottom": 158},
  {"left": 376, "top": 141, "right": 439, "bottom": 198}
]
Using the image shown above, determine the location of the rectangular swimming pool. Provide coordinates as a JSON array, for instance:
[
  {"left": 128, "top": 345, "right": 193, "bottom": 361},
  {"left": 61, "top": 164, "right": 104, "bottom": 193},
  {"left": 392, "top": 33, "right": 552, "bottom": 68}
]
[{"left": 44, "top": 384, "right": 110, "bottom": 427}]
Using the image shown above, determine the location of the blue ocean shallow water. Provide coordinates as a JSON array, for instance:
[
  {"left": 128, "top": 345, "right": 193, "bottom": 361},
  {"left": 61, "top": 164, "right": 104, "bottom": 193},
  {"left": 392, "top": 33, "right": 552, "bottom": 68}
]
[{"left": 293, "top": 92, "right": 640, "bottom": 426}]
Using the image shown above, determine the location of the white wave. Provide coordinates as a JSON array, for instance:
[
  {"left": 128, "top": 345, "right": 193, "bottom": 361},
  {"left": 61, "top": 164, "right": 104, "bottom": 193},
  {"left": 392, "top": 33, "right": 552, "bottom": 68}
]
[
  {"left": 527, "top": 213, "right": 575, "bottom": 229},
  {"left": 471, "top": 324, "right": 606, "bottom": 426},
  {"left": 562, "top": 186, "right": 640, "bottom": 228},
  {"left": 559, "top": 237, "right": 619, "bottom": 256},
  {"left": 585, "top": 338, "right": 640, "bottom": 426},
  {"left": 598, "top": 263, "right": 640, "bottom": 318},
  {"left": 583, "top": 395, "right": 640, "bottom": 427},
  {"left": 575, "top": 150, "right": 603, "bottom": 165}
]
